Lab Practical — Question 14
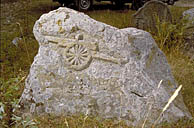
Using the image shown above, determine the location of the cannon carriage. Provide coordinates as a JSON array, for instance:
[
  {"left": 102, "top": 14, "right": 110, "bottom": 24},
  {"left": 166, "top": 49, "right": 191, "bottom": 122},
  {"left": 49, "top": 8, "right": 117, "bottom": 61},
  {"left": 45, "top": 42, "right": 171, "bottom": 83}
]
[{"left": 45, "top": 35, "right": 128, "bottom": 71}]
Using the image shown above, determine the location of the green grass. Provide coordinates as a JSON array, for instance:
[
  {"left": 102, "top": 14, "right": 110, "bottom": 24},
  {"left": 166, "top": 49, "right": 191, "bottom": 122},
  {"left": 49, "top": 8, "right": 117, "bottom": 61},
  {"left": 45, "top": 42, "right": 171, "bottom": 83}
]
[{"left": 0, "top": 0, "right": 194, "bottom": 127}]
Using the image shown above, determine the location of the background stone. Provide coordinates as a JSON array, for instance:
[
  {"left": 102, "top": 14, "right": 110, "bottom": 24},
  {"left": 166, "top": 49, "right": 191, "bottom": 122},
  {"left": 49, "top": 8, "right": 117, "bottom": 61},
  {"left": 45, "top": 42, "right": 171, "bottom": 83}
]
[
  {"left": 182, "top": 8, "right": 194, "bottom": 60},
  {"left": 132, "top": 0, "right": 172, "bottom": 32}
]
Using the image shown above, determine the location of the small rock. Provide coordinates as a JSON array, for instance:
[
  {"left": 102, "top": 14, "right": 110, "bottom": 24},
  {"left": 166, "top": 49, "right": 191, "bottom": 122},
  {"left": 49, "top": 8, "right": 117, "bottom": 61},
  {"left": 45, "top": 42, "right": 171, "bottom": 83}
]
[
  {"left": 183, "top": 8, "right": 194, "bottom": 24},
  {"left": 12, "top": 37, "right": 22, "bottom": 46}
]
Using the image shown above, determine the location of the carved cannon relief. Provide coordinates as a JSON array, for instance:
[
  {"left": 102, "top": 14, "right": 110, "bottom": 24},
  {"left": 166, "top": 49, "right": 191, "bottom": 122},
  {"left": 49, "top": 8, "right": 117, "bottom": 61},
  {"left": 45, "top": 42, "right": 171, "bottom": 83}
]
[{"left": 45, "top": 35, "right": 128, "bottom": 71}]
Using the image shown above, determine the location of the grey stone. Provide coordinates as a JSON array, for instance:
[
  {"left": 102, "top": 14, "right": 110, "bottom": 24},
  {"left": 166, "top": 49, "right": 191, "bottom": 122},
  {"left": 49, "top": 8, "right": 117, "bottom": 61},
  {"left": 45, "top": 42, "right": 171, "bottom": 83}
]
[
  {"left": 182, "top": 8, "right": 194, "bottom": 60},
  {"left": 12, "top": 37, "right": 22, "bottom": 46},
  {"left": 132, "top": 0, "right": 172, "bottom": 32},
  {"left": 20, "top": 7, "right": 191, "bottom": 127},
  {"left": 183, "top": 8, "right": 194, "bottom": 24}
]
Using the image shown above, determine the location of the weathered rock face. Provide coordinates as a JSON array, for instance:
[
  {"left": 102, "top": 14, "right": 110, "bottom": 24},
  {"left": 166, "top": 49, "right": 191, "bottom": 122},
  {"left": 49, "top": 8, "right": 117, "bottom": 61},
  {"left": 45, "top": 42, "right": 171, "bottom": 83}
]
[
  {"left": 132, "top": 0, "right": 172, "bottom": 32},
  {"left": 20, "top": 7, "right": 191, "bottom": 127},
  {"left": 182, "top": 8, "right": 194, "bottom": 60},
  {"left": 183, "top": 8, "right": 194, "bottom": 23}
]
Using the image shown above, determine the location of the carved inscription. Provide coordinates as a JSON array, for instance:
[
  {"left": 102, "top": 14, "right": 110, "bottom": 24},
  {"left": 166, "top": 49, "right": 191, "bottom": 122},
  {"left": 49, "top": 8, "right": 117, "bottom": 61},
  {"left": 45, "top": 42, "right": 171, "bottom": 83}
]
[
  {"left": 64, "top": 73, "right": 121, "bottom": 93},
  {"left": 45, "top": 35, "right": 128, "bottom": 71}
]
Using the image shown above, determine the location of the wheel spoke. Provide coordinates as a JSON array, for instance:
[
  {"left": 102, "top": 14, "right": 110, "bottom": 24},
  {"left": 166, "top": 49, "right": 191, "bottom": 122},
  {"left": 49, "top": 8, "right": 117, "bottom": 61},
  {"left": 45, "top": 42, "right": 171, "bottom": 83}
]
[
  {"left": 66, "top": 55, "right": 74, "bottom": 60},
  {"left": 70, "top": 57, "right": 77, "bottom": 65},
  {"left": 80, "top": 48, "right": 87, "bottom": 54},
  {"left": 66, "top": 52, "right": 74, "bottom": 57},
  {"left": 81, "top": 53, "right": 89, "bottom": 57},
  {"left": 78, "top": 45, "right": 84, "bottom": 53},
  {"left": 77, "top": 58, "right": 82, "bottom": 65},
  {"left": 75, "top": 44, "right": 79, "bottom": 53},
  {"left": 81, "top": 56, "right": 88, "bottom": 61}
]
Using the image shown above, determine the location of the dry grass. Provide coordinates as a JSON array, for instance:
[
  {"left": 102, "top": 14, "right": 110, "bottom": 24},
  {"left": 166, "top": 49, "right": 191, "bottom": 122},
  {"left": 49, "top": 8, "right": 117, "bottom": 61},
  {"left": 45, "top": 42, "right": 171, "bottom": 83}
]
[{"left": 152, "top": 85, "right": 183, "bottom": 127}]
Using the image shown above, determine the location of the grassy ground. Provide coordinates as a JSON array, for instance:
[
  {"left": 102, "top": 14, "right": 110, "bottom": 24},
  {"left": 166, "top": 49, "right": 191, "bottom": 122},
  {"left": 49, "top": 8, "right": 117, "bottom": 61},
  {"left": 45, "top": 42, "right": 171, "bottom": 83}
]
[{"left": 0, "top": 0, "right": 194, "bottom": 127}]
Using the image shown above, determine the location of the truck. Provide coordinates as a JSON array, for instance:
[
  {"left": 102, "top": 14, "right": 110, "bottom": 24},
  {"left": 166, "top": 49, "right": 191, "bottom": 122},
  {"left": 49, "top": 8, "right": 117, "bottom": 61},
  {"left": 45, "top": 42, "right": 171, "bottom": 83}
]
[{"left": 53, "top": 0, "right": 175, "bottom": 11}]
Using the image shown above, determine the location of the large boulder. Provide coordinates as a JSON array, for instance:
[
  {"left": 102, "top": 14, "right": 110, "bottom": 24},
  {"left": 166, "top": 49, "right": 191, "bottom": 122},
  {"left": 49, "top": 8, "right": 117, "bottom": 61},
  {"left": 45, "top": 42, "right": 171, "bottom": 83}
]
[{"left": 20, "top": 7, "right": 191, "bottom": 127}]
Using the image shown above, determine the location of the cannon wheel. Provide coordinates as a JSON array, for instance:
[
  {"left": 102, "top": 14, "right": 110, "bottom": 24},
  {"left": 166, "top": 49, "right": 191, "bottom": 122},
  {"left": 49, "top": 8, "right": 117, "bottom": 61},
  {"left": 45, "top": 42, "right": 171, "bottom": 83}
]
[{"left": 64, "top": 43, "right": 92, "bottom": 71}]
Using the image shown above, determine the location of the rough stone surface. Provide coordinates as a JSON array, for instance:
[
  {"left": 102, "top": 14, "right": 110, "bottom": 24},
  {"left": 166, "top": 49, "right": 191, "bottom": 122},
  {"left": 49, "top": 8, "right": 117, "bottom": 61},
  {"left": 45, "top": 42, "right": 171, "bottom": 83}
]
[
  {"left": 183, "top": 8, "right": 194, "bottom": 23},
  {"left": 20, "top": 7, "right": 191, "bottom": 127},
  {"left": 132, "top": 0, "right": 172, "bottom": 31},
  {"left": 182, "top": 8, "right": 194, "bottom": 60}
]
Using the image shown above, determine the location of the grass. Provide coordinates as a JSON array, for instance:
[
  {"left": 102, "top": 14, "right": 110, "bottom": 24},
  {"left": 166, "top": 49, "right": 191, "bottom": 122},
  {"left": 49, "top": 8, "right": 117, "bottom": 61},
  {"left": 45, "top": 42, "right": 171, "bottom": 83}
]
[
  {"left": 87, "top": 9, "right": 136, "bottom": 28},
  {"left": 0, "top": 0, "right": 194, "bottom": 127}
]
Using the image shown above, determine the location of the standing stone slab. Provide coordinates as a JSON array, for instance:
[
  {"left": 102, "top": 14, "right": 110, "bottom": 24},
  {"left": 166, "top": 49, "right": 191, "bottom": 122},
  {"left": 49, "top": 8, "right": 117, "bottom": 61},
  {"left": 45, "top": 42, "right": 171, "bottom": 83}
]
[
  {"left": 182, "top": 8, "right": 194, "bottom": 60},
  {"left": 20, "top": 7, "right": 191, "bottom": 127},
  {"left": 132, "top": 0, "right": 172, "bottom": 31}
]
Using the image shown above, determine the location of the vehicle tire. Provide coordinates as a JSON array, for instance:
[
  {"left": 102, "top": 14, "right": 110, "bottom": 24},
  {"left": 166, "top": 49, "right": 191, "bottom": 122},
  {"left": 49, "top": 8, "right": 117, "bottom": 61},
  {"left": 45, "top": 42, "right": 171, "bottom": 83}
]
[
  {"left": 77, "top": 0, "right": 92, "bottom": 11},
  {"left": 168, "top": 0, "right": 174, "bottom": 5},
  {"left": 131, "top": 0, "right": 144, "bottom": 10}
]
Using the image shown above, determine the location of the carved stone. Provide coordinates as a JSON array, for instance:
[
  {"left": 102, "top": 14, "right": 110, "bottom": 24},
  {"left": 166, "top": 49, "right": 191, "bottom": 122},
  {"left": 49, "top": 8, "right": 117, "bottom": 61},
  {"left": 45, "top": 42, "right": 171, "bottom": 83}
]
[
  {"left": 45, "top": 35, "right": 128, "bottom": 71},
  {"left": 132, "top": 0, "right": 172, "bottom": 31},
  {"left": 20, "top": 7, "right": 191, "bottom": 127}
]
